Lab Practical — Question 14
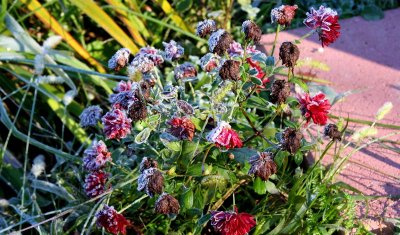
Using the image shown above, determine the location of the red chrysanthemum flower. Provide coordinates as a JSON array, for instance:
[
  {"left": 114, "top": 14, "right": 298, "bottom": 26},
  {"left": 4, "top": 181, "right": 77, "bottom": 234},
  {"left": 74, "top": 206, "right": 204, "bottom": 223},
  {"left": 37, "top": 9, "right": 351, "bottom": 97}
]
[
  {"left": 206, "top": 121, "right": 243, "bottom": 149},
  {"left": 83, "top": 140, "right": 112, "bottom": 171},
  {"left": 210, "top": 208, "right": 256, "bottom": 235},
  {"left": 96, "top": 205, "right": 131, "bottom": 235},
  {"left": 102, "top": 109, "right": 132, "bottom": 140},
  {"left": 246, "top": 58, "right": 269, "bottom": 89},
  {"left": 297, "top": 92, "right": 331, "bottom": 125},
  {"left": 167, "top": 116, "right": 196, "bottom": 141},
  {"left": 84, "top": 171, "right": 109, "bottom": 198},
  {"left": 303, "top": 6, "right": 341, "bottom": 47}
]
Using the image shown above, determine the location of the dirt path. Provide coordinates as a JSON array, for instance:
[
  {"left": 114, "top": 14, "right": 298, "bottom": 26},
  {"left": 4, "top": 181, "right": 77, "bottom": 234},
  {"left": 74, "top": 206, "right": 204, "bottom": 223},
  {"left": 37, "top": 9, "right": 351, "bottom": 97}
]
[{"left": 261, "top": 8, "right": 400, "bottom": 234}]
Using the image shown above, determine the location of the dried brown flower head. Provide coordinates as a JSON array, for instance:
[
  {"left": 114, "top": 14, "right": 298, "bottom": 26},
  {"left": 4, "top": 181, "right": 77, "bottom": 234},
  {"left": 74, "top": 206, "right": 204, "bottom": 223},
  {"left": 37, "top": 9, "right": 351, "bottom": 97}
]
[
  {"left": 271, "top": 5, "right": 298, "bottom": 27},
  {"left": 280, "top": 127, "right": 303, "bottom": 154},
  {"left": 270, "top": 79, "right": 290, "bottom": 104},
  {"left": 279, "top": 42, "right": 300, "bottom": 71},
  {"left": 242, "top": 20, "right": 262, "bottom": 44},
  {"left": 176, "top": 100, "right": 194, "bottom": 115},
  {"left": 155, "top": 193, "right": 180, "bottom": 215},
  {"left": 139, "top": 157, "right": 159, "bottom": 173},
  {"left": 219, "top": 60, "right": 241, "bottom": 81},
  {"left": 209, "top": 29, "right": 234, "bottom": 56},
  {"left": 248, "top": 152, "right": 277, "bottom": 181},
  {"left": 324, "top": 124, "right": 342, "bottom": 141},
  {"left": 128, "top": 99, "right": 147, "bottom": 122},
  {"left": 167, "top": 116, "right": 196, "bottom": 141},
  {"left": 137, "top": 168, "right": 164, "bottom": 197}
]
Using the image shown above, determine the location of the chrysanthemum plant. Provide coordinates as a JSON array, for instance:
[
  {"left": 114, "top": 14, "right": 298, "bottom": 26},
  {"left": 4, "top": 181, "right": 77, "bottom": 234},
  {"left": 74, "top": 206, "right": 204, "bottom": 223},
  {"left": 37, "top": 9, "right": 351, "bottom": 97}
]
[{"left": 75, "top": 5, "right": 358, "bottom": 235}]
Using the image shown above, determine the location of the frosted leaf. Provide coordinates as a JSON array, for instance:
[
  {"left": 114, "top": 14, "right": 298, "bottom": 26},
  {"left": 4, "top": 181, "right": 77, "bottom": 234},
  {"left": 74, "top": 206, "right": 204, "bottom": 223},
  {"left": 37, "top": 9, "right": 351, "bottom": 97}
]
[
  {"left": 36, "top": 75, "right": 64, "bottom": 84},
  {"left": 43, "top": 35, "right": 63, "bottom": 50},
  {"left": 34, "top": 54, "right": 45, "bottom": 75},
  {"left": 63, "top": 90, "right": 77, "bottom": 106}
]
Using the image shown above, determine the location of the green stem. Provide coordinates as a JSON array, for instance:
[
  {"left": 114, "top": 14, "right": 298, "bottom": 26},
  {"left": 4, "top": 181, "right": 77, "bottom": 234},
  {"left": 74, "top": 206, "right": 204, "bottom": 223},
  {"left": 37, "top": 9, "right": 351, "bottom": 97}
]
[
  {"left": 118, "top": 195, "right": 147, "bottom": 213},
  {"left": 329, "top": 114, "right": 400, "bottom": 130},
  {"left": 270, "top": 24, "right": 281, "bottom": 56}
]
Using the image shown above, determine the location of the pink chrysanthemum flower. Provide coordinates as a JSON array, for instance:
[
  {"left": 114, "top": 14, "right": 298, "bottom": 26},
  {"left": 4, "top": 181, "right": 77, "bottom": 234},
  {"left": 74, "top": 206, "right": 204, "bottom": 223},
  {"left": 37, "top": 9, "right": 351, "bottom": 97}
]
[
  {"left": 271, "top": 5, "right": 298, "bottom": 27},
  {"left": 297, "top": 92, "right": 331, "bottom": 125},
  {"left": 128, "top": 55, "right": 155, "bottom": 74},
  {"left": 206, "top": 121, "right": 243, "bottom": 149},
  {"left": 83, "top": 140, "right": 111, "bottom": 171},
  {"left": 227, "top": 41, "right": 244, "bottom": 57},
  {"left": 200, "top": 53, "right": 220, "bottom": 72},
  {"left": 136, "top": 46, "right": 164, "bottom": 65},
  {"left": 210, "top": 208, "right": 256, "bottom": 235},
  {"left": 174, "top": 62, "right": 197, "bottom": 80},
  {"left": 114, "top": 81, "right": 133, "bottom": 92},
  {"left": 96, "top": 205, "right": 131, "bottom": 235},
  {"left": 102, "top": 109, "right": 132, "bottom": 140},
  {"left": 162, "top": 40, "right": 184, "bottom": 62},
  {"left": 304, "top": 6, "right": 341, "bottom": 47},
  {"left": 84, "top": 170, "right": 109, "bottom": 198}
]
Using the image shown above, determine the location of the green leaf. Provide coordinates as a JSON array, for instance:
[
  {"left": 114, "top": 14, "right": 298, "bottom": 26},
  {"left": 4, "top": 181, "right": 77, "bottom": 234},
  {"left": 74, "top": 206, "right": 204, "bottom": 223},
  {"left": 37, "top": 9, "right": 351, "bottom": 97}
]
[
  {"left": 135, "top": 128, "right": 151, "bottom": 144},
  {"left": 181, "top": 189, "right": 194, "bottom": 209},
  {"left": 289, "top": 77, "right": 309, "bottom": 92},
  {"left": 31, "top": 179, "right": 75, "bottom": 201},
  {"left": 274, "top": 150, "right": 289, "bottom": 168},
  {"left": 229, "top": 147, "right": 258, "bottom": 164},
  {"left": 175, "top": 0, "right": 192, "bottom": 12},
  {"left": 250, "top": 75, "right": 263, "bottom": 85},
  {"left": 265, "top": 180, "right": 280, "bottom": 194},
  {"left": 361, "top": 5, "right": 384, "bottom": 21},
  {"left": 294, "top": 152, "right": 303, "bottom": 165},
  {"left": 253, "top": 177, "right": 267, "bottom": 195}
]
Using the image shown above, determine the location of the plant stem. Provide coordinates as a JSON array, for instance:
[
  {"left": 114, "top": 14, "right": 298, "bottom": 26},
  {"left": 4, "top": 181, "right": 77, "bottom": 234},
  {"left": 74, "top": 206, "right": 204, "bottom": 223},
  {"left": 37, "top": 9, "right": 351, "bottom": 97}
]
[
  {"left": 270, "top": 24, "right": 281, "bottom": 56},
  {"left": 329, "top": 114, "right": 400, "bottom": 130},
  {"left": 210, "top": 179, "right": 249, "bottom": 211}
]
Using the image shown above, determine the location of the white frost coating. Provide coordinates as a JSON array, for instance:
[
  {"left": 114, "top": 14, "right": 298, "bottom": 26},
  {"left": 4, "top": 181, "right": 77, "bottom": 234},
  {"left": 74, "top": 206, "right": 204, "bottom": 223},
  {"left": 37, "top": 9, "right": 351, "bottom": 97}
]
[
  {"left": 206, "top": 121, "right": 231, "bottom": 143},
  {"left": 208, "top": 29, "right": 225, "bottom": 52},
  {"left": 31, "top": 155, "right": 45, "bottom": 178}
]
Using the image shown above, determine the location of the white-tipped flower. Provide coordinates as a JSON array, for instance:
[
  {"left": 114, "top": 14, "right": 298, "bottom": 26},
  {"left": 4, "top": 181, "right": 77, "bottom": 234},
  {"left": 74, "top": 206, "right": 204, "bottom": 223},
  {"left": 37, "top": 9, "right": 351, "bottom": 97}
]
[{"left": 31, "top": 155, "right": 45, "bottom": 178}]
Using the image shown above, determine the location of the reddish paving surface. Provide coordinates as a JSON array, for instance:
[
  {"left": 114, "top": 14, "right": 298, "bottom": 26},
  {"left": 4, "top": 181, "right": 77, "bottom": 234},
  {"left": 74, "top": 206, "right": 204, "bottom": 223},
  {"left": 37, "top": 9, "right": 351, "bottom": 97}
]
[{"left": 261, "top": 8, "right": 400, "bottom": 233}]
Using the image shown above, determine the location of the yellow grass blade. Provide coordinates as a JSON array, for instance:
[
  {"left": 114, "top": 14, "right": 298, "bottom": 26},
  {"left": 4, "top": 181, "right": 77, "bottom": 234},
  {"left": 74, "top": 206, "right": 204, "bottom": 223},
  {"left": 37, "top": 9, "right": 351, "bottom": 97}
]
[
  {"left": 69, "top": 0, "right": 139, "bottom": 53},
  {"left": 21, "top": 0, "right": 106, "bottom": 73},
  {"left": 105, "top": 0, "right": 147, "bottom": 47},
  {"left": 155, "top": 0, "right": 194, "bottom": 33}
]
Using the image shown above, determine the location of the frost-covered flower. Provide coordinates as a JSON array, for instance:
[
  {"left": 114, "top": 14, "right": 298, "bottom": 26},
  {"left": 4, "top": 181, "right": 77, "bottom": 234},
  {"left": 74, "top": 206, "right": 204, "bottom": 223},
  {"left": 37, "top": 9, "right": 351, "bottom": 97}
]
[
  {"left": 196, "top": 19, "right": 217, "bottom": 38},
  {"left": 174, "top": 62, "right": 197, "bottom": 80},
  {"left": 271, "top": 5, "right": 298, "bottom": 26},
  {"left": 219, "top": 60, "right": 241, "bottom": 81},
  {"left": 137, "top": 46, "right": 164, "bottom": 65},
  {"left": 279, "top": 41, "right": 300, "bottom": 70},
  {"left": 114, "top": 81, "right": 134, "bottom": 92},
  {"left": 109, "top": 90, "right": 138, "bottom": 110},
  {"left": 270, "top": 79, "right": 290, "bottom": 104},
  {"left": 84, "top": 171, "right": 109, "bottom": 198},
  {"left": 227, "top": 41, "right": 244, "bottom": 57},
  {"left": 241, "top": 20, "right": 262, "bottom": 44},
  {"left": 210, "top": 208, "right": 256, "bottom": 235},
  {"left": 176, "top": 100, "right": 194, "bottom": 115},
  {"left": 304, "top": 6, "right": 341, "bottom": 47},
  {"left": 31, "top": 155, "right": 45, "bottom": 178},
  {"left": 102, "top": 109, "right": 132, "bottom": 140},
  {"left": 206, "top": 121, "right": 243, "bottom": 149},
  {"left": 297, "top": 92, "right": 331, "bottom": 125},
  {"left": 139, "top": 157, "right": 158, "bottom": 173},
  {"left": 83, "top": 140, "right": 111, "bottom": 171},
  {"left": 137, "top": 167, "right": 164, "bottom": 197},
  {"left": 108, "top": 48, "right": 131, "bottom": 71},
  {"left": 200, "top": 53, "right": 220, "bottom": 72},
  {"left": 155, "top": 193, "right": 180, "bottom": 216},
  {"left": 280, "top": 127, "right": 303, "bottom": 154},
  {"left": 129, "top": 55, "right": 155, "bottom": 74},
  {"left": 248, "top": 152, "right": 277, "bottom": 181},
  {"left": 96, "top": 205, "right": 131, "bottom": 235},
  {"left": 208, "top": 29, "right": 233, "bottom": 56},
  {"left": 162, "top": 40, "right": 184, "bottom": 61},
  {"left": 167, "top": 116, "right": 196, "bottom": 141},
  {"left": 79, "top": 105, "right": 103, "bottom": 128}
]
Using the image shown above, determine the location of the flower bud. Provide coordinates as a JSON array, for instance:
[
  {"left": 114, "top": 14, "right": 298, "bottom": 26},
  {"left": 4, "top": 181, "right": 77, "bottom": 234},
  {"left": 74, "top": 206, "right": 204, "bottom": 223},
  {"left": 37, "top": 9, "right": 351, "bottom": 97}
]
[
  {"left": 79, "top": 105, "right": 103, "bottom": 128},
  {"left": 219, "top": 60, "right": 241, "bottom": 81},
  {"left": 176, "top": 100, "right": 194, "bottom": 115},
  {"left": 270, "top": 80, "right": 290, "bottom": 104},
  {"left": 271, "top": 5, "right": 298, "bottom": 27},
  {"left": 139, "top": 157, "right": 158, "bottom": 173},
  {"left": 84, "top": 171, "right": 109, "bottom": 198},
  {"left": 174, "top": 62, "right": 197, "bottom": 80}
]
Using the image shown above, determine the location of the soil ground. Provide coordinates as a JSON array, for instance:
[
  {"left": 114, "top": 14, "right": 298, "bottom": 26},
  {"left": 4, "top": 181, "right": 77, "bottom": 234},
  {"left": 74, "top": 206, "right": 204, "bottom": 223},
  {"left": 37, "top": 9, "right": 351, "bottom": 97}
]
[{"left": 261, "top": 8, "right": 400, "bottom": 234}]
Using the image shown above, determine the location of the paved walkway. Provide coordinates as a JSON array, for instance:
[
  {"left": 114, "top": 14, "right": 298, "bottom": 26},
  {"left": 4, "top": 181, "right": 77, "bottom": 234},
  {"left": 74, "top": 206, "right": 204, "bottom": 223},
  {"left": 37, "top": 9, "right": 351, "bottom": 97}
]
[{"left": 261, "top": 8, "right": 400, "bottom": 233}]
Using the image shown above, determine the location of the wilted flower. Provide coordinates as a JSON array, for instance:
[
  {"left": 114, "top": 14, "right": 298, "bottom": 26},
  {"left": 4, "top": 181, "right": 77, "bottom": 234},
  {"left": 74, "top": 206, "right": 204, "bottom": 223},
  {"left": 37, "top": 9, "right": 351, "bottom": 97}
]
[
  {"left": 280, "top": 127, "right": 303, "bottom": 154},
  {"left": 241, "top": 20, "right": 262, "bottom": 44},
  {"left": 163, "top": 40, "right": 184, "bottom": 61},
  {"left": 137, "top": 167, "right": 164, "bottom": 197},
  {"left": 84, "top": 171, "right": 109, "bottom": 198},
  {"left": 155, "top": 193, "right": 180, "bottom": 216},
  {"left": 270, "top": 79, "right": 290, "bottom": 104},
  {"left": 324, "top": 124, "right": 342, "bottom": 141},
  {"left": 137, "top": 46, "right": 164, "bottom": 65},
  {"left": 200, "top": 53, "right": 220, "bottom": 72},
  {"left": 83, "top": 140, "right": 111, "bottom": 171},
  {"left": 79, "top": 105, "right": 103, "bottom": 128},
  {"left": 209, "top": 29, "right": 233, "bottom": 56},
  {"left": 176, "top": 100, "right": 194, "bottom": 115},
  {"left": 167, "top": 116, "right": 196, "bottom": 141},
  {"left": 139, "top": 157, "right": 159, "bottom": 173},
  {"left": 108, "top": 48, "right": 131, "bottom": 71},
  {"left": 271, "top": 5, "right": 298, "bottom": 26},
  {"left": 96, "top": 205, "right": 131, "bottom": 235},
  {"left": 174, "top": 62, "right": 197, "bottom": 80},
  {"left": 31, "top": 155, "right": 45, "bottom": 178},
  {"left": 297, "top": 92, "right": 331, "bottom": 125},
  {"left": 102, "top": 109, "right": 132, "bottom": 140},
  {"left": 128, "top": 98, "right": 148, "bottom": 122},
  {"left": 210, "top": 208, "right": 256, "bottom": 235},
  {"left": 129, "top": 55, "right": 155, "bottom": 74},
  {"left": 206, "top": 121, "right": 243, "bottom": 149},
  {"left": 248, "top": 152, "right": 277, "bottom": 181},
  {"left": 279, "top": 42, "right": 300, "bottom": 71},
  {"left": 196, "top": 19, "right": 217, "bottom": 38},
  {"left": 109, "top": 90, "right": 138, "bottom": 110},
  {"left": 304, "top": 6, "right": 341, "bottom": 47},
  {"left": 219, "top": 60, "right": 241, "bottom": 81}
]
